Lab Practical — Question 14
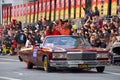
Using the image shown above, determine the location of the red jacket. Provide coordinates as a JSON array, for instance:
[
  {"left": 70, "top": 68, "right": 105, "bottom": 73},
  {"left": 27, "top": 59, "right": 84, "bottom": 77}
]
[{"left": 46, "top": 29, "right": 60, "bottom": 36}]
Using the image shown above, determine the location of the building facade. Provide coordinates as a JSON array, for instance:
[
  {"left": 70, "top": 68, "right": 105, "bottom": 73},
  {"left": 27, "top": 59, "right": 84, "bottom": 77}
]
[
  {"left": 0, "top": 0, "right": 120, "bottom": 25},
  {"left": 0, "top": 0, "right": 35, "bottom": 25}
]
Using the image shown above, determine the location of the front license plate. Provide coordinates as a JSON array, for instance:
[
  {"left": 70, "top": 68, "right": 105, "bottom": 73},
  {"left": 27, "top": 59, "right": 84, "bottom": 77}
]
[{"left": 79, "top": 64, "right": 88, "bottom": 69}]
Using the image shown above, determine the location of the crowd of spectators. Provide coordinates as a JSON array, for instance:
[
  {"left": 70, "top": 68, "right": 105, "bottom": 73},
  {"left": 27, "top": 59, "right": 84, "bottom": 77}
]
[{"left": 0, "top": 6, "right": 120, "bottom": 55}]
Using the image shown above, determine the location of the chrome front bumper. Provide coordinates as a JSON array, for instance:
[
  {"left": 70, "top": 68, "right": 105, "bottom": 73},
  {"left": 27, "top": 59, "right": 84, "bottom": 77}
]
[{"left": 50, "top": 60, "right": 109, "bottom": 68}]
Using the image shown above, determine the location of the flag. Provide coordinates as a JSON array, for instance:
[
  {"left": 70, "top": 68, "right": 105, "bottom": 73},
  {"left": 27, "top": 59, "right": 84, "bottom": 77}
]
[
  {"left": 46, "top": 0, "right": 50, "bottom": 20},
  {"left": 103, "top": 0, "right": 108, "bottom": 16},
  {"left": 81, "top": 0, "right": 86, "bottom": 18},
  {"left": 35, "top": 1, "right": 39, "bottom": 23},
  {"left": 55, "top": 0, "right": 60, "bottom": 20},
  {"left": 51, "top": 0, "right": 55, "bottom": 21},
  {"left": 38, "top": 0, "right": 42, "bottom": 20},
  {"left": 71, "top": 0, "right": 75, "bottom": 19},
  {"left": 31, "top": 2, "right": 34, "bottom": 23},
  {"left": 60, "top": 0, "right": 64, "bottom": 20},
  {"left": 65, "top": 0, "right": 69, "bottom": 20},
  {"left": 111, "top": 0, "right": 117, "bottom": 15},
  {"left": 27, "top": 3, "right": 31, "bottom": 23},
  {"left": 92, "top": 0, "right": 97, "bottom": 12},
  {"left": 76, "top": 0, "right": 80, "bottom": 18}
]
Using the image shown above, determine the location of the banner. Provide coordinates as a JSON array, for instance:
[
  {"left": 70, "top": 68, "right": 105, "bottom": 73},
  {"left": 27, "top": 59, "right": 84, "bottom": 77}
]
[
  {"left": 51, "top": 0, "right": 55, "bottom": 21},
  {"left": 11, "top": 6, "right": 13, "bottom": 21},
  {"left": 31, "top": 2, "right": 34, "bottom": 23},
  {"left": 5, "top": 7, "right": 8, "bottom": 23},
  {"left": 27, "top": 3, "right": 31, "bottom": 23},
  {"left": 35, "top": 1, "right": 38, "bottom": 23},
  {"left": 103, "top": 0, "right": 108, "bottom": 16},
  {"left": 76, "top": 0, "right": 81, "bottom": 18},
  {"left": 38, "top": 0, "right": 42, "bottom": 20},
  {"left": 2, "top": 8, "right": 5, "bottom": 25},
  {"left": 71, "top": 0, "right": 74, "bottom": 19},
  {"left": 8, "top": 6, "right": 11, "bottom": 23},
  {"left": 111, "top": 0, "right": 117, "bottom": 15},
  {"left": 81, "top": 0, "right": 86, "bottom": 18},
  {"left": 16, "top": 5, "right": 19, "bottom": 21},
  {"left": 56, "top": 0, "right": 60, "bottom": 20},
  {"left": 42, "top": 0, "right": 46, "bottom": 20},
  {"left": 92, "top": 0, "right": 97, "bottom": 12},
  {"left": 13, "top": 6, "right": 17, "bottom": 19},
  {"left": 65, "top": 0, "right": 69, "bottom": 20},
  {"left": 60, "top": 0, "right": 64, "bottom": 20},
  {"left": 46, "top": 0, "right": 50, "bottom": 20},
  {"left": 4, "top": 7, "right": 8, "bottom": 24},
  {"left": 19, "top": 4, "right": 23, "bottom": 22},
  {"left": 97, "top": 0, "right": 102, "bottom": 16},
  {"left": 23, "top": 3, "right": 27, "bottom": 23}
]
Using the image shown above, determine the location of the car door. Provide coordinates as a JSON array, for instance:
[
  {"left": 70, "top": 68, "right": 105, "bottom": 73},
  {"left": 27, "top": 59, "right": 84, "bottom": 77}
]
[{"left": 23, "top": 46, "right": 33, "bottom": 63}]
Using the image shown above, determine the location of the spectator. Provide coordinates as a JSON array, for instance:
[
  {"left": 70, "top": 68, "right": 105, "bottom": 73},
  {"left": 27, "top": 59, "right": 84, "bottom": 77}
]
[
  {"left": 37, "top": 19, "right": 43, "bottom": 30},
  {"left": 43, "top": 18, "right": 47, "bottom": 29},
  {"left": 99, "top": 37, "right": 107, "bottom": 48},
  {"left": 106, "top": 36, "right": 117, "bottom": 51},
  {"left": 33, "top": 31, "right": 42, "bottom": 45},
  {"left": 94, "top": 6, "right": 99, "bottom": 16},
  {"left": 25, "top": 34, "right": 32, "bottom": 48},
  {"left": 17, "top": 21, "right": 22, "bottom": 30},
  {"left": 83, "top": 7, "right": 92, "bottom": 23},
  {"left": 15, "top": 30, "right": 26, "bottom": 54},
  {"left": 89, "top": 35, "right": 99, "bottom": 47}
]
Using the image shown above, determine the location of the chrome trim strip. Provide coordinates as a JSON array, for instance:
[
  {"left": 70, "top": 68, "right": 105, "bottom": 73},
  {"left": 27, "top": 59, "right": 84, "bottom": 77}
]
[{"left": 67, "top": 52, "right": 97, "bottom": 54}]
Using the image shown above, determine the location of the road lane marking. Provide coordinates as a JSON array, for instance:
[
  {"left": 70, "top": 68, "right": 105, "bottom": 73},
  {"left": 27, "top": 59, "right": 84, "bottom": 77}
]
[
  {"left": 0, "top": 58, "right": 19, "bottom": 62},
  {"left": 14, "top": 72, "right": 23, "bottom": 76},
  {"left": 105, "top": 71, "right": 120, "bottom": 76},
  {"left": 0, "top": 76, "right": 21, "bottom": 80}
]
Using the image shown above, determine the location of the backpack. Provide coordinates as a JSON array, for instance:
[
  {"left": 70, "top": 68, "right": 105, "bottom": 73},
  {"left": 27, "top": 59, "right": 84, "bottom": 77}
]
[{"left": 17, "top": 33, "right": 26, "bottom": 44}]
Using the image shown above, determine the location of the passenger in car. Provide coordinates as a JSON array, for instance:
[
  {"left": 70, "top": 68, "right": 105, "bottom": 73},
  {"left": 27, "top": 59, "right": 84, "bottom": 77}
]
[
  {"left": 60, "top": 20, "right": 70, "bottom": 35},
  {"left": 46, "top": 23, "right": 60, "bottom": 36}
]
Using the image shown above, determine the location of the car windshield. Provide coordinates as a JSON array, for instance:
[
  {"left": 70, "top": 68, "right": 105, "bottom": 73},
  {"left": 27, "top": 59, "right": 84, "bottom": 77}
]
[{"left": 43, "top": 36, "right": 91, "bottom": 48}]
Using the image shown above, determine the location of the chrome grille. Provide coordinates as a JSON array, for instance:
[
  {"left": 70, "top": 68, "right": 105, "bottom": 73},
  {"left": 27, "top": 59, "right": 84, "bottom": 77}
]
[{"left": 67, "top": 52, "right": 96, "bottom": 60}]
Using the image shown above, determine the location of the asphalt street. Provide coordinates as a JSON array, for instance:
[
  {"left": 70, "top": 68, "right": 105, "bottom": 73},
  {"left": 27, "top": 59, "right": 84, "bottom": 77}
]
[{"left": 0, "top": 55, "right": 120, "bottom": 80}]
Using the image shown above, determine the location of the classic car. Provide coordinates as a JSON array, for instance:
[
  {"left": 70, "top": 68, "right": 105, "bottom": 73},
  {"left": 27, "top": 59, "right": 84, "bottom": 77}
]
[
  {"left": 110, "top": 36, "right": 120, "bottom": 65},
  {"left": 19, "top": 35, "right": 109, "bottom": 72}
]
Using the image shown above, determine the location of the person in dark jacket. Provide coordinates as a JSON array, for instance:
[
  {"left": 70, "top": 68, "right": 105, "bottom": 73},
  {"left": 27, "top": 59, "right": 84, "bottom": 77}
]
[
  {"left": 94, "top": 6, "right": 99, "bottom": 16},
  {"left": 15, "top": 30, "right": 26, "bottom": 55},
  {"left": 33, "top": 31, "right": 42, "bottom": 45},
  {"left": 99, "top": 38, "right": 107, "bottom": 48}
]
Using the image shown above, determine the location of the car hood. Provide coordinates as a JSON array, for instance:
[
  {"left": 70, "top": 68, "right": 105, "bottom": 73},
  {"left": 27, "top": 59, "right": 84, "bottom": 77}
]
[{"left": 52, "top": 46, "right": 108, "bottom": 53}]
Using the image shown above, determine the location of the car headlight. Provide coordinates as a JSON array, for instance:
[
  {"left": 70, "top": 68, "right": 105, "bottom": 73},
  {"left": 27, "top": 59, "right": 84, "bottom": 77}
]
[
  {"left": 52, "top": 53, "right": 67, "bottom": 59},
  {"left": 97, "top": 53, "right": 108, "bottom": 58}
]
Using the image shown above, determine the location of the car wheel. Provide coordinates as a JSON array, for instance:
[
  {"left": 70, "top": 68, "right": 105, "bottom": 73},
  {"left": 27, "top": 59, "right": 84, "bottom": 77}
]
[
  {"left": 25, "top": 60, "right": 33, "bottom": 69},
  {"left": 43, "top": 56, "right": 52, "bottom": 72},
  {"left": 96, "top": 66, "right": 105, "bottom": 73}
]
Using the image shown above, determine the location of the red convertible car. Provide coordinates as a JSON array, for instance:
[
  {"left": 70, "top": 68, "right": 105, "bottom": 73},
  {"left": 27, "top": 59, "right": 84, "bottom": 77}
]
[{"left": 19, "top": 35, "right": 109, "bottom": 72}]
